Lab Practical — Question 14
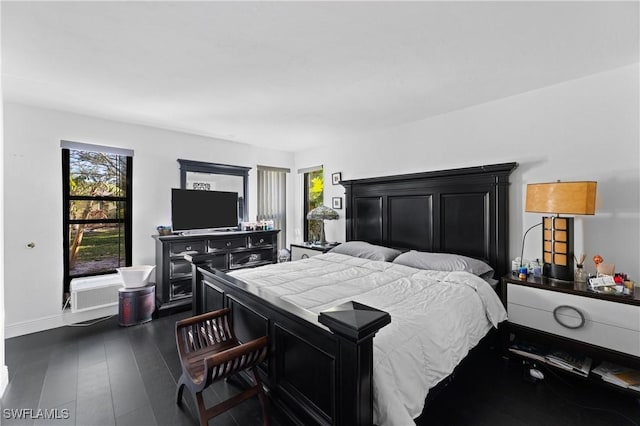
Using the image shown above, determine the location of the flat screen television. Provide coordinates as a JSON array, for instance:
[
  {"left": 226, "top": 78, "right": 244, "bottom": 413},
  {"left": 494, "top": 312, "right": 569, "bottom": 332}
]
[{"left": 171, "top": 188, "right": 239, "bottom": 232}]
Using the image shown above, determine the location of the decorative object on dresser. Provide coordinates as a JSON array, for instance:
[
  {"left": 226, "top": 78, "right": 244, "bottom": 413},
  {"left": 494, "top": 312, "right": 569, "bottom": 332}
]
[
  {"left": 153, "top": 230, "right": 279, "bottom": 316},
  {"left": 574, "top": 253, "right": 587, "bottom": 284},
  {"left": 501, "top": 274, "right": 640, "bottom": 395},
  {"left": 525, "top": 181, "right": 597, "bottom": 281},
  {"left": 290, "top": 242, "right": 338, "bottom": 261},
  {"left": 156, "top": 225, "right": 173, "bottom": 236},
  {"left": 305, "top": 205, "right": 339, "bottom": 245}
]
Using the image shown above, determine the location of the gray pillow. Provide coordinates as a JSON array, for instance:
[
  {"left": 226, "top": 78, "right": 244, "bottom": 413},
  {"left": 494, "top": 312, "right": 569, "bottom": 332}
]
[
  {"left": 392, "top": 250, "right": 494, "bottom": 278},
  {"left": 329, "top": 241, "right": 402, "bottom": 262}
]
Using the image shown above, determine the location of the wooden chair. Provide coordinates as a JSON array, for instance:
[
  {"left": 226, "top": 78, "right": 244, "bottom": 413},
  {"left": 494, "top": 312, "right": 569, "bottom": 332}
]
[{"left": 175, "top": 308, "right": 269, "bottom": 426}]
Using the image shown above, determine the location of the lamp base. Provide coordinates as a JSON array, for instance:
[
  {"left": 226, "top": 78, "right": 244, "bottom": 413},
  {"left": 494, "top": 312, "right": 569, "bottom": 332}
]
[
  {"left": 541, "top": 216, "right": 575, "bottom": 282},
  {"left": 543, "top": 263, "right": 574, "bottom": 282},
  {"left": 319, "top": 221, "right": 327, "bottom": 245}
]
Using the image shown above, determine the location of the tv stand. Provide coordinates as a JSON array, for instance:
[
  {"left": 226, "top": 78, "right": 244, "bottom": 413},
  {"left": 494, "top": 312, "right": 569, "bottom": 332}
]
[{"left": 153, "top": 229, "right": 279, "bottom": 316}]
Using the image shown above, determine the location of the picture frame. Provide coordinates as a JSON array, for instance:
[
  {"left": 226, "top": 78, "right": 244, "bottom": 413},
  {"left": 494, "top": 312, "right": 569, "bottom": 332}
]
[
  {"left": 332, "top": 197, "right": 342, "bottom": 210},
  {"left": 332, "top": 172, "right": 342, "bottom": 185}
]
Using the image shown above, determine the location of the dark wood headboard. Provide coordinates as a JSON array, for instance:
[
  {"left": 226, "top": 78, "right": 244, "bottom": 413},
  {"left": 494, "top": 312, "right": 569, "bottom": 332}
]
[{"left": 341, "top": 162, "right": 518, "bottom": 278}]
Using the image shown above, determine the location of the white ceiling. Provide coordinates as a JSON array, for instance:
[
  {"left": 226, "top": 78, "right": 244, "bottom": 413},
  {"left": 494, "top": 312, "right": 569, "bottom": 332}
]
[{"left": 2, "top": 1, "right": 638, "bottom": 152}]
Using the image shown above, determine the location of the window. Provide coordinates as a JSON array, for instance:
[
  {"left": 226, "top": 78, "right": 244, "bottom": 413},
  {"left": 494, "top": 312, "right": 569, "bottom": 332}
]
[
  {"left": 303, "top": 167, "right": 323, "bottom": 243},
  {"left": 257, "top": 165, "right": 289, "bottom": 250},
  {"left": 62, "top": 141, "right": 133, "bottom": 301}
]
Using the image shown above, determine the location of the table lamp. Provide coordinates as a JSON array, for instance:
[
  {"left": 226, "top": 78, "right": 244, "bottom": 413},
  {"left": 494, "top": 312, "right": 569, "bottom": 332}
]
[
  {"left": 525, "top": 181, "right": 597, "bottom": 281},
  {"left": 306, "top": 205, "right": 339, "bottom": 245}
]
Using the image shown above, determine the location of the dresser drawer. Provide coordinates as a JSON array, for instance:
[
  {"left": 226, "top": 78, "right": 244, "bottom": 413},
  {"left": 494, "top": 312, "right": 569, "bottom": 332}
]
[
  {"left": 507, "top": 284, "right": 640, "bottom": 356},
  {"left": 170, "top": 278, "right": 192, "bottom": 301},
  {"left": 169, "top": 241, "right": 205, "bottom": 255},
  {"left": 169, "top": 258, "right": 192, "bottom": 279},
  {"left": 249, "top": 234, "right": 273, "bottom": 247},
  {"left": 209, "top": 237, "right": 246, "bottom": 250},
  {"left": 229, "top": 248, "right": 273, "bottom": 269}
]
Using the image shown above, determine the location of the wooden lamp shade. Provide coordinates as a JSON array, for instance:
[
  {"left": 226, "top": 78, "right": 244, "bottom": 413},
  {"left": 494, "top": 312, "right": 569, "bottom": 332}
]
[
  {"left": 525, "top": 181, "right": 597, "bottom": 281},
  {"left": 525, "top": 181, "right": 597, "bottom": 215}
]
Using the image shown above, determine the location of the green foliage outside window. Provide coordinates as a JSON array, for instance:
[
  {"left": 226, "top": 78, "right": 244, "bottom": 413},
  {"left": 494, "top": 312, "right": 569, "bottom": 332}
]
[
  {"left": 306, "top": 170, "right": 324, "bottom": 242},
  {"left": 67, "top": 150, "right": 128, "bottom": 275}
]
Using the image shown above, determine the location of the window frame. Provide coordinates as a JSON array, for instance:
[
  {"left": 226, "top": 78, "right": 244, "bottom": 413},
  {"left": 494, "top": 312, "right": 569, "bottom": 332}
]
[
  {"left": 303, "top": 172, "right": 311, "bottom": 242},
  {"left": 62, "top": 148, "right": 133, "bottom": 298},
  {"left": 303, "top": 168, "right": 323, "bottom": 242}
]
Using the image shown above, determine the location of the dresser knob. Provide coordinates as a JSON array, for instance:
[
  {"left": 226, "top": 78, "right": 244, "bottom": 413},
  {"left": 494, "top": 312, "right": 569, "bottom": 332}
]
[
  {"left": 226, "top": 241, "right": 232, "bottom": 247},
  {"left": 185, "top": 246, "right": 192, "bottom": 251},
  {"left": 259, "top": 238, "right": 264, "bottom": 244},
  {"left": 301, "top": 254, "right": 309, "bottom": 259},
  {"left": 553, "top": 305, "right": 585, "bottom": 329}
]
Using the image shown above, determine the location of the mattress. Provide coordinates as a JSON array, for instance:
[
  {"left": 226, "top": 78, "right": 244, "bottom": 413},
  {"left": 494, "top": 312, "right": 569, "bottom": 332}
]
[{"left": 229, "top": 252, "right": 507, "bottom": 426}]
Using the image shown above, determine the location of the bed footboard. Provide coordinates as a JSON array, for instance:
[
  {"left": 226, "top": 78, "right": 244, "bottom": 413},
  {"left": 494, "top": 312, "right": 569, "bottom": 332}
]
[{"left": 188, "top": 256, "right": 391, "bottom": 426}]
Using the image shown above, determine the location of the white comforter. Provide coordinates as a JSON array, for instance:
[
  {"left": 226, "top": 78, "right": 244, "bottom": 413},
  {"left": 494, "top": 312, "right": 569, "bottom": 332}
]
[{"left": 229, "top": 252, "right": 507, "bottom": 426}]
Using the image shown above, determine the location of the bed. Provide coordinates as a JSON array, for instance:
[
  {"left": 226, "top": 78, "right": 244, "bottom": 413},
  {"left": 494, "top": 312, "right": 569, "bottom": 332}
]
[{"left": 189, "top": 162, "right": 517, "bottom": 425}]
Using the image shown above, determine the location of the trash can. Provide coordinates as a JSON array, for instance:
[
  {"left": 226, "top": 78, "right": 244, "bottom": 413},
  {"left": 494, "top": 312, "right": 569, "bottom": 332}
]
[{"left": 118, "top": 284, "right": 155, "bottom": 326}]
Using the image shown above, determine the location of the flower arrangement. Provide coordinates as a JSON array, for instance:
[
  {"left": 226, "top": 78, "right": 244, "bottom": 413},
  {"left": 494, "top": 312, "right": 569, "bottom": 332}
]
[{"left": 593, "top": 254, "right": 603, "bottom": 269}]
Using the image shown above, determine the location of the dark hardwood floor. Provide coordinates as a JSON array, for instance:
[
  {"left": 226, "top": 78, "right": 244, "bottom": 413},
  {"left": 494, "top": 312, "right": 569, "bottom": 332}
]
[
  {"left": 1, "top": 311, "right": 639, "bottom": 426},
  {"left": 418, "top": 343, "right": 640, "bottom": 426},
  {"left": 1, "top": 311, "right": 289, "bottom": 426}
]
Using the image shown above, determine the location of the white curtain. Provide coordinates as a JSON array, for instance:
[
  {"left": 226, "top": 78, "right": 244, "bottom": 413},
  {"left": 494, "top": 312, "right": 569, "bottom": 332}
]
[{"left": 257, "top": 165, "right": 289, "bottom": 250}]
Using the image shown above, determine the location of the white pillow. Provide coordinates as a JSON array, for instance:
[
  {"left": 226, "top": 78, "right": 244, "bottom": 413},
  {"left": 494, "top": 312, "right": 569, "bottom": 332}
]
[
  {"left": 329, "top": 241, "right": 402, "bottom": 262},
  {"left": 392, "top": 250, "right": 494, "bottom": 278}
]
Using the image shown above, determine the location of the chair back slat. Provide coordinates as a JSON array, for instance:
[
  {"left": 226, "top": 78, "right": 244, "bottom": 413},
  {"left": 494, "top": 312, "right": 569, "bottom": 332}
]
[
  {"left": 193, "top": 323, "right": 205, "bottom": 350},
  {"left": 205, "top": 320, "right": 218, "bottom": 343},
  {"left": 213, "top": 316, "right": 227, "bottom": 342},
  {"left": 223, "top": 315, "right": 233, "bottom": 340},
  {"left": 208, "top": 346, "right": 268, "bottom": 382}
]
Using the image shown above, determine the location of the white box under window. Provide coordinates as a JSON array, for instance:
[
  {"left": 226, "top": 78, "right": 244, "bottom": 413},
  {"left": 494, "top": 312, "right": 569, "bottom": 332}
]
[{"left": 70, "top": 274, "right": 123, "bottom": 313}]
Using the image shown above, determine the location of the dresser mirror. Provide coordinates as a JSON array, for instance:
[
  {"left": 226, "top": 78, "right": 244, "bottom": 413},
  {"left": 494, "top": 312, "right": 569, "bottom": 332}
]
[{"left": 177, "top": 159, "right": 250, "bottom": 221}]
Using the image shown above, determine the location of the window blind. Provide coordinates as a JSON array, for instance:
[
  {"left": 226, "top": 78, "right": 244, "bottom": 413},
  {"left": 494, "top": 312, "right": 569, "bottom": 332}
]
[
  {"left": 60, "top": 140, "right": 134, "bottom": 157},
  {"left": 257, "top": 166, "right": 289, "bottom": 250},
  {"left": 297, "top": 165, "right": 322, "bottom": 174}
]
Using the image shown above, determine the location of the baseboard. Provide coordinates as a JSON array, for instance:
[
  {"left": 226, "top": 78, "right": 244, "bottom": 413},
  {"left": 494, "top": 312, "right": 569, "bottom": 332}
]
[
  {"left": 0, "top": 364, "right": 8, "bottom": 398},
  {"left": 5, "top": 305, "right": 118, "bottom": 338}
]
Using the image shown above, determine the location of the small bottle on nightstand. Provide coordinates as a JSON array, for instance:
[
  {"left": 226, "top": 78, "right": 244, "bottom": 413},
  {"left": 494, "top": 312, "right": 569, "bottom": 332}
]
[{"left": 575, "top": 264, "right": 587, "bottom": 284}]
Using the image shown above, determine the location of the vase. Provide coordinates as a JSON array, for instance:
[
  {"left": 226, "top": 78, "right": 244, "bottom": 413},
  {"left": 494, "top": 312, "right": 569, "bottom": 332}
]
[{"left": 575, "top": 265, "right": 587, "bottom": 284}]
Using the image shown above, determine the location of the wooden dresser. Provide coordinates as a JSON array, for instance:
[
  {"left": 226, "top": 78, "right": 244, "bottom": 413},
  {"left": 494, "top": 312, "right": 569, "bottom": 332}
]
[{"left": 153, "top": 230, "right": 279, "bottom": 315}]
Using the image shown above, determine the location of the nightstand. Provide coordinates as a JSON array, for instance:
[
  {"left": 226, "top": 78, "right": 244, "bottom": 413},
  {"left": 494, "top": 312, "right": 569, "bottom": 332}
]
[
  {"left": 501, "top": 274, "right": 640, "bottom": 392},
  {"left": 290, "top": 242, "right": 338, "bottom": 261}
]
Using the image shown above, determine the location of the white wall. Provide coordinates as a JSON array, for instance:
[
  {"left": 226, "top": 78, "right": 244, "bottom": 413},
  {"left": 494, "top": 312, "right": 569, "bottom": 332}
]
[
  {"left": 3, "top": 103, "right": 294, "bottom": 337},
  {"left": 4, "top": 65, "right": 638, "bottom": 338},
  {"left": 0, "top": 1, "right": 9, "bottom": 396},
  {"left": 294, "top": 64, "right": 640, "bottom": 280}
]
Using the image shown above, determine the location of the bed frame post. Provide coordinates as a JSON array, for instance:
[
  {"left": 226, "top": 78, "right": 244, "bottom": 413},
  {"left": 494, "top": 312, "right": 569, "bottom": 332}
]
[
  {"left": 319, "top": 301, "right": 391, "bottom": 426},
  {"left": 187, "top": 253, "right": 216, "bottom": 313}
]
